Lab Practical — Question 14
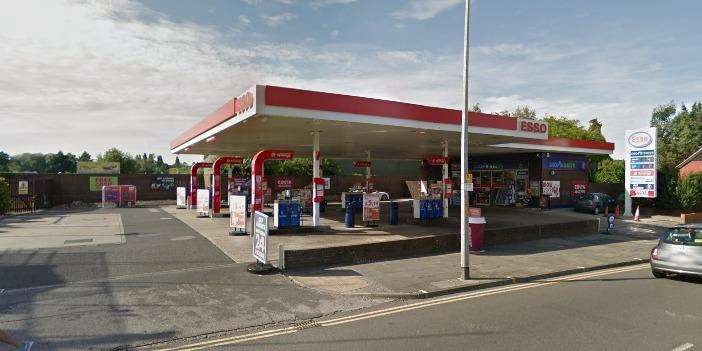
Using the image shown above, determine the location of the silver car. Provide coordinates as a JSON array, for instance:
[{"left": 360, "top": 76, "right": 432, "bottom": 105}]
[{"left": 650, "top": 224, "right": 702, "bottom": 278}]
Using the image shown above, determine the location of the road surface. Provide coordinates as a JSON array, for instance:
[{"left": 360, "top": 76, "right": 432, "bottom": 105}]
[{"left": 155, "top": 265, "right": 702, "bottom": 351}]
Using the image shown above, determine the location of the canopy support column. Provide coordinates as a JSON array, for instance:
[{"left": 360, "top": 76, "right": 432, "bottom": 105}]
[
  {"left": 365, "top": 151, "right": 372, "bottom": 190},
  {"left": 443, "top": 140, "right": 450, "bottom": 218},
  {"left": 312, "top": 131, "right": 321, "bottom": 227}
]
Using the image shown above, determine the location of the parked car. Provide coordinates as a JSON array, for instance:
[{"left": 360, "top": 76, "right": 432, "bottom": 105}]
[
  {"left": 573, "top": 192, "right": 616, "bottom": 214},
  {"left": 650, "top": 224, "right": 702, "bottom": 278}
]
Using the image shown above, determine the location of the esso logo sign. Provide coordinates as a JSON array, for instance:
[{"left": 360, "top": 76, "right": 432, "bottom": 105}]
[
  {"left": 628, "top": 132, "right": 652, "bottom": 148},
  {"left": 520, "top": 120, "right": 548, "bottom": 134},
  {"left": 234, "top": 91, "right": 254, "bottom": 116}
]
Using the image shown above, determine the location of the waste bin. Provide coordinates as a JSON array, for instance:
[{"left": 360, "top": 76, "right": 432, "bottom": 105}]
[
  {"left": 469, "top": 216, "right": 486, "bottom": 251},
  {"left": 344, "top": 205, "right": 355, "bottom": 228},
  {"left": 389, "top": 201, "right": 399, "bottom": 225}
]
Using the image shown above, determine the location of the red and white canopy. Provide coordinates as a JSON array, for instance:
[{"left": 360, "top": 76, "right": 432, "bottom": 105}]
[{"left": 170, "top": 85, "right": 613, "bottom": 159}]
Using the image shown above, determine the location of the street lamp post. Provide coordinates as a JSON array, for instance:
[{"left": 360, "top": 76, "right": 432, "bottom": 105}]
[{"left": 460, "top": 0, "right": 472, "bottom": 280}]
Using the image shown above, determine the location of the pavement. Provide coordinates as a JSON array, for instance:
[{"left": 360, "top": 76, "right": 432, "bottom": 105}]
[
  {"left": 0, "top": 206, "right": 386, "bottom": 350},
  {"left": 286, "top": 218, "right": 667, "bottom": 297},
  {"left": 189, "top": 265, "right": 702, "bottom": 351}
]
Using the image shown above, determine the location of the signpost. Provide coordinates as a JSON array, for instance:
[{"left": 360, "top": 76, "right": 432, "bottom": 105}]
[
  {"left": 248, "top": 211, "right": 274, "bottom": 274},
  {"left": 196, "top": 189, "right": 210, "bottom": 217},
  {"left": 624, "top": 127, "right": 657, "bottom": 216},
  {"left": 229, "top": 195, "right": 247, "bottom": 235},
  {"left": 176, "top": 187, "right": 187, "bottom": 209}
]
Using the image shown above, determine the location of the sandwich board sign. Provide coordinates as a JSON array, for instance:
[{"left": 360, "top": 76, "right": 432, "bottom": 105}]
[
  {"left": 362, "top": 192, "right": 380, "bottom": 222},
  {"left": 196, "top": 189, "right": 210, "bottom": 217},
  {"left": 252, "top": 211, "right": 269, "bottom": 264},
  {"left": 229, "top": 195, "right": 247, "bottom": 233},
  {"left": 625, "top": 128, "right": 657, "bottom": 198},
  {"left": 176, "top": 187, "right": 187, "bottom": 209}
]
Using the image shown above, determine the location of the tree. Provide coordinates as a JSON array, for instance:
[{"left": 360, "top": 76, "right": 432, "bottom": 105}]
[
  {"left": 45, "top": 151, "right": 77, "bottom": 173},
  {"left": 470, "top": 103, "right": 482, "bottom": 112},
  {"left": 174, "top": 156, "right": 181, "bottom": 168},
  {"left": 0, "top": 177, "right": 10, "bottom": 214},
  {"left": 543, "top": 115, "right": 590, "bottom": 139},
  {"left": 592, "top": 159, "right": 625, "bottom": 183},
  {"left": 97, "top": 148, "right": 138, "bottom": 174},
  {"left": 78, "top": 151, "right": 92, "bottom": 162},
  {"left": 0, "top": 151, "right": 9, "bottom": 172},
  {"left": 511, "top": 105, "right": 536, "bottom": 120},
  {"left": 10, "top": 153, "right": 47, "bottom": 173},
  {"left": 676, "top": 173, "right": 702, "bottom": 211}
]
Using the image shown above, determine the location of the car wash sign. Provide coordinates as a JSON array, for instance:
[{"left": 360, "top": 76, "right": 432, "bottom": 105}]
[{"left": 625, "top": 128, "right": 657, "bottom": 198}]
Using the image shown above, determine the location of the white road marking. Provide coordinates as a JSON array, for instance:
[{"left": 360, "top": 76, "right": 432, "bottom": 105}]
[
  {"left": 160, "top": 217, "right": 172, "bottom": 220},
  {"left": 671, "top": 343, "right": 694, "bottom": 351},
  {"left": 152, "top": 264, "right": 648, "bottom": 351},
  {"left": 148, "top": 209, "right": 160, "bottom": 213},
  {"left": 170, "top": 236, "right": 195, "bottom": 241}
]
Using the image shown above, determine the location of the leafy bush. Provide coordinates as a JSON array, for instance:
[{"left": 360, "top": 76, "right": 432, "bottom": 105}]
[
  {"left": 676, "top": 173, "right": 702, "bottom": 211},
  {"left": 0, "top": 177, "right": 10, "bottom": 214}
]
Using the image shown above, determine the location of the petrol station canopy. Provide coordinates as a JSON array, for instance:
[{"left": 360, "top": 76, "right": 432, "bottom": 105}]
[{"left": 170, "top": 85, "right": 614, "bottom": 159}]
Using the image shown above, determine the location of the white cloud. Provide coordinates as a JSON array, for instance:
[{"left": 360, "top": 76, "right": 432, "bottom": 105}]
[
  {"left": 311, "top": 0, "right": 357, "bottom": 9},
  {"left": 238, "top": 14, "right": 252, "bottom": 26},
  {"left": 392, "top": 0, "right": 462, "bottom": 20},
  {"left": 261, "top": 12, "right": 296, "bottom": 27},
  {"left": 329, "top": 29, "right": 339, "bottom": 38}
]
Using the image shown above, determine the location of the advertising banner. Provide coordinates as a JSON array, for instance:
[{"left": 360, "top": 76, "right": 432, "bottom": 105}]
[
  {"left": 625, "top": 128, "right": 657, "bottom": 198},
  {"left": 252, "top": 211, "right": 269, "bottom": 263},
  {"left": 196, "top": 189, "right": 210, "bottom": 216},
  {"left": 323, "top": 177, "right": 331, "bottom": 190},
  {"left": 572, "top": 180, "right": 588, "bottom": 196},
  {"left": 229, "top": 195, "right": 247, "bottom": 231},
  {"left": 362, "top": 192, "right": 380, "bottom": 222},
  {"left": 353, "top": 160, "right": 372, "bottom": 168},
  {"left": 89, "top": 176, "right": 118, "bottom": 191},
  {"left": 18, "top": 180, "right": 28, "bottom": 195},
  {"left": 176, "top": 187, "right": 187, "bottom": 208},
  {"left": 77, "top": 161, "right": 120, "bottom": 174},
  {"left": 151, "top": 176, "right": 175, "bottom": 191},
  {"left": 541, "top": 181, "right": 560, "bottom": 198}
]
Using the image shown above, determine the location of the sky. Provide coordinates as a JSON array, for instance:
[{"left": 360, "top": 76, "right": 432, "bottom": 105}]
[{"left": 1, "top": 0, "right": 701, "bottom": 163}]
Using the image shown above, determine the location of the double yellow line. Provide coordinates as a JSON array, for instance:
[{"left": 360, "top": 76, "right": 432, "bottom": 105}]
[{"left": 151, "top": 264, "right": 648, "bottom": 351}]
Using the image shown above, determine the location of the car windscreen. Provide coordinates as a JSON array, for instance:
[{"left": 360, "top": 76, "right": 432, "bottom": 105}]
[{"left": 662, "top": 228, "right": 702, "bottom": 246}]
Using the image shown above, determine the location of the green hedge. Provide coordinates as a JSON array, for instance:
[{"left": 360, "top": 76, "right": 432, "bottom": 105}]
[
  {"left": 0, "top": 177, "right": 10, "bottom": 214},
  {"left": 676, "top": 173, "right": 702, "bottom": 211}
]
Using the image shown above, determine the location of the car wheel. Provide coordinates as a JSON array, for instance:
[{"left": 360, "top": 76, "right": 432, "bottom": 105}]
[{"left": 652, "top": 270, "right": 666, "bottom": 279}]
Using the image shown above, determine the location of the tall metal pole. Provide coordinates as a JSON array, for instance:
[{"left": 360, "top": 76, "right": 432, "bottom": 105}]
[{"left": 460, "top": 0, "right": 472, "bottom": 280}]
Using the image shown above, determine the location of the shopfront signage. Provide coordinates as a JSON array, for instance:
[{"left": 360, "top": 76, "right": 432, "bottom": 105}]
[
  {"left": 572, "top": 180, "right": 588, "bottom": 196},
  {"left": 426, "top": 156, "right": 449, "bottom": 166},
  {"left": 472, "top": 162, "right": 503, "bottom": 170},
  {"left": 354, "top": 160, "right": 372, "bottom": 168},
  {"left": 547, "top": 159, "right": 586, "bottom": 171},
  {"left": 625, "top": 128, "right": 657, "bottom": 198},
  {"left": 541, "top": 181, "right": 560, "bottom": 198},
  {"left": 275, "top": 177, "right": 294, "bottom": 189},
  {"left": 229, "top": 195, "right": 247, "bottom": 231},
  {"left": 252, "top": 211, "right": 269, "bottom": 263},
  {"left": 519, "top": 119, "right": 548, "bottom": 134}
]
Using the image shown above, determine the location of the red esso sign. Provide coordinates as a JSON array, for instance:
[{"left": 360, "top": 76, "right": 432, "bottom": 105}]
[
  {"left": 234, "top": 91, "right": 254, "bottom": 116},
  {"left": 270, "top": 151, "right": 293, "bottom": 159},
  {"left": 520, "top": 120, "right": 548, "bottom": 134},
  {"left": 628, "top": 131, "right": 652, "bottom": 148}
]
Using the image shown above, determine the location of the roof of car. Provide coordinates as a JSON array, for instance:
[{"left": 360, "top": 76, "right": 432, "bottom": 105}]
[{"left": 672, "top": 223, "right": 702, "bottom": 229}]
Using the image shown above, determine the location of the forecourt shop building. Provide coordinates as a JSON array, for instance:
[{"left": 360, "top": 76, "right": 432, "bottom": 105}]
[{"left": 170, "top": 85, "right": 614, "bottom": 227}]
